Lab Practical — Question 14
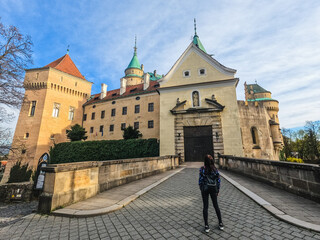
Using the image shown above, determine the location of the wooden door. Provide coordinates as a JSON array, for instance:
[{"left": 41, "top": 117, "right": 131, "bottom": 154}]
[{"left": 184, "top": 126, "right": 213, "bottom": 162}]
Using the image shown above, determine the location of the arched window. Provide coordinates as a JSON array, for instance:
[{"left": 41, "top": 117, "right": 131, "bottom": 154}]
[
  {"left": 192, "top": 91, "right": 200, "bottom": 107},
  {"left": 251, "top": 127, "right": 259, "bottom": 145}
]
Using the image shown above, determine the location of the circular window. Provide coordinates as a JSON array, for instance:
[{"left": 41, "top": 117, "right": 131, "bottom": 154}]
[
  {"left": 136, "top": 97, "right": 140, "bottom": 100},
  {"left": 93, "top": 105, "right": 96, "bottom": 108},
  {"left": 112, "top": 101, "right": 116, "bottom": 104}
]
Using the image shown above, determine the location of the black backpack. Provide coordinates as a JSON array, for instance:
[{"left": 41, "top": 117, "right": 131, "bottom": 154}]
[{"left": 204, "top": 173, "right": 218, "bottom": 192}]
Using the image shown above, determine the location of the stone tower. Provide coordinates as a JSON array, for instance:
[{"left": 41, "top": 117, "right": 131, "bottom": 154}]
[{"left": 1, "top": 54, "right": 92, "bottom": 183}]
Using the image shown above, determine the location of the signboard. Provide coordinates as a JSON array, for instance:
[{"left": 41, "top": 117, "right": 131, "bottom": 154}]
[{"left": 34, "top": 153, "right": 49, "bottom": 190}]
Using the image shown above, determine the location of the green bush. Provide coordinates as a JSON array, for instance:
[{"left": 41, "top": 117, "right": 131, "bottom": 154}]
[
  {"left": 8, "top": 161, "right": 33, "bottom": 183},
  {"left": 50, "top": 138, "right": 159, "bottom": 164}
]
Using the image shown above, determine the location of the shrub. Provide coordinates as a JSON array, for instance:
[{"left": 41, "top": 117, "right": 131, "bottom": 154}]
[
  {"left": 50, "top": 138, "right": 159, "bottom": 164},
  {"left": 8, "top": 161, "right": 33, "bottom": 183},
  {"left": 123, "top": 126, "right": 142, "bottom": 139},
  {"left": 286, "top": 157, "right": 304, "bottom": 163},
  {"left": 66, "top": 124, "right": 88, "bottom": 141}
]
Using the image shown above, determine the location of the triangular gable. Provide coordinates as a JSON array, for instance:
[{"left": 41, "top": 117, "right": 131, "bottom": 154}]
[
  {"left": 45, "top": 54, "right": 85, "bottom": 80},
  {"left": 159, "top": 43, "right": 236, "bottom": 86}
]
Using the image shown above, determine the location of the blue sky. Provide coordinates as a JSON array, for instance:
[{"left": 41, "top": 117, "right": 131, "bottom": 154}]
[{"left": 1, "top": 0, "right": 320, "bottom": 135}]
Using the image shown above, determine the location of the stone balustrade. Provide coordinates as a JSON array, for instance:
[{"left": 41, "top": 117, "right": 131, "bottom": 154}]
[
  {"left": 38, "top": 156, "right": 179, "bottom": 213},
  {"left": 218, "top": 155, "right": 320, "bottom": 203}
]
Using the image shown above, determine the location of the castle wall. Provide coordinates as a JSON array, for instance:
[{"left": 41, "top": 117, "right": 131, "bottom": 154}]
[
  {"left": 238, "top": 101, "right": 278, "bottom": 160},
  {"left": 83, "top": 92, "right": 159, "bottom": 140}
]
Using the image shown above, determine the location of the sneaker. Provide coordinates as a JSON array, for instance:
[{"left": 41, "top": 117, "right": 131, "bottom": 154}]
[
  {"left": 219, "top": 222, "right": 224, "bottom": 230},
  {"left": 205, "top": 225, "right": 210, "bottom": 233}
]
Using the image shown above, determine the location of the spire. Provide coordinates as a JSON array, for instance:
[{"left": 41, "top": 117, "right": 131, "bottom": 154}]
[
  {"left": 126, "top": 36, "right": 141, "bottom": 70},
  {"left": 66, "top": 45, "right": 70, "bottom": 55},
  {"left": 134, "top": 35, "right": 137, "bottom": 55},
  {"left": 192, "top": 18, "right": 207, "bottom": 53}
]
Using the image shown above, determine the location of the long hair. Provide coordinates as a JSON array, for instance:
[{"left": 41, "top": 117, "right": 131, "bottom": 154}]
[{"left": 204, "top": 154, "right": 216, "bottom": 174}]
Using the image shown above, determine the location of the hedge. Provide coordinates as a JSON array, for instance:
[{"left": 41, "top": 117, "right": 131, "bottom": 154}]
[{"left": 49, "top": 138, "right": 159, "bottom": 164}]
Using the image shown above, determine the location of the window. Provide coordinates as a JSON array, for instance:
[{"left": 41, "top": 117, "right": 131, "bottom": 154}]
[
  {"left": 83, "top": 114, "right": 87, "bottom": 121},
  {"left": 121, "top": 123, "right": 126, "bottom": 130},
  {"left": 52, "top": 103, "right": 60, "bottom": 117},
  {"left": 60, "top": 76, "right": 63, "bottom": 82},
  {"left": 109, "top": 124, "right": 114, "bottom": 132},
  {"left": 135, "top": 105, "right": 140, "bottom": 114},
  {"left": 75, "top": 82, "right": 77, "bottom": 87},
  {"left": 136, "top": 96, "right": 140, "bottom": 100},
  {"left": 68, "top": 107, "right": 75, "bottom": 120},
  {"left": 148, "top": 103, "right": 154, "bottom": 112},
  {"left": 29, "top": 101, "right": 36, "bottom": 116},
  {"left": 91, "top": 112, "right": 95, "bottom": 120},
  {"left": 148, "top": 120, "right": 154, "bottom": 129},
  {"left": 199, "top": 68, "right": 206, "bottom": 75},
  {"left": 111, "top": 108, "right": 116, "bottom": 116},
  {"left": 90, "top": 127, "right": 94, "bottom": 133},
  {"left": 122, "top": 107, "right": 127, "bottom": 115},
  {"left": 134, "top": 122, "right": 139, "bottom": 129},
  {"left": 36, "top": 73, "right": 39, "bottom": 80},
  {"left": 101, "top": 110, "right": 105, "bottom": 119},
  {"left": 183, "top": 70, "right": 190, "bottom": 77},
  {"left": 192, "top": 91, "right": 200, "bottom": 107},
  {"left": 251, "top": 127, "right": 259, "bottom": 145},
  {"left": 112, "top": 101, "right": 116, "bottom": 104},
  {"left": 24, "top": 133, "right": 29, "bottom": 139},
  {"left": 99, "top": 125, "right": 104, "bottom": 132}
]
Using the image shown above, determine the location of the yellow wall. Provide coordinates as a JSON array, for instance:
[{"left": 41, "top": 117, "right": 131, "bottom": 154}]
[
  {"left": 83, "top": 92, "right": 159, "bottom": 140},
  {"left": 159, "top": 46, "right": 243, "bottom": 157}
]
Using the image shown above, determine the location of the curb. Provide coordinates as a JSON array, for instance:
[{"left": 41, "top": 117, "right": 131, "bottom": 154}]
[
  {"left": 52, "top": 167, "right": 185, "bottom": 218},
  {"left": 220, "top": 171, "right": 320, "bottom": 233}
]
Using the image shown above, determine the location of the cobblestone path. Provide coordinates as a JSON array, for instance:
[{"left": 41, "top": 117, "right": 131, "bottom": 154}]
[{"left": 0, "top": 168, "right": 319, "bottom": 239}]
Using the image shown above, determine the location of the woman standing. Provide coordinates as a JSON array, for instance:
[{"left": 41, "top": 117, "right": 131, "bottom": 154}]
[{"left": 199, "top": 154, "right": 224, "bottom": 233}]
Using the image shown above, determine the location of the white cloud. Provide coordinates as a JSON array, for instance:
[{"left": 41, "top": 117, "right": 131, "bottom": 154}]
[{"left": 0, "top": 0, "right": 319, "bottom": 134}]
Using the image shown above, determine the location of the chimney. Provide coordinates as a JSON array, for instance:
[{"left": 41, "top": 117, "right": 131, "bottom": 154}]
[
  {"left": 154, "top": 70, "right": 157, "bottom": 76},
  {"left": 100, "top": 83, "right": 107, "bottom": 99},
  {"left": 120, "top": 78, "right": 127, "bottom": 95},
  {"left": 141, "top": 64, "right": 144, "bottom": 71},
  {"left": 144, "top": 73, "right": 150, "bottom": 90}
]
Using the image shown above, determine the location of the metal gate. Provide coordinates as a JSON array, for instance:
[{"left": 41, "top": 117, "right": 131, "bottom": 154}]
[{"left": 183, "top": 126, "right": 213, "bottom": 162}]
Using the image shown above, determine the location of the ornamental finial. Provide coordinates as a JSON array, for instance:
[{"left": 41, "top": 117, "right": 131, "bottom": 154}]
[
  {"left": 134, "top": 35, "right": 137, "bottom": 54},
  {"left": 194, "top": 18, "right": 197, "bottom": 35},
  {"left": 67, "top": 45, "right": 70, "bottom": 54}
]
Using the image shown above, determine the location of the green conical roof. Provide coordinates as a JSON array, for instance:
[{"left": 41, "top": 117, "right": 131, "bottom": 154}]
[
  {"left": 193, "top": 34, "right": 207, "bottom": 53},
  {"left": 126, "top": 51, "right": 141, "bottom": 70}
]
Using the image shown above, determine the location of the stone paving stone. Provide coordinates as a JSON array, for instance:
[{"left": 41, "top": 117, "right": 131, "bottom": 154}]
[{"left": 0, "top": 168, "right": 320, "bottom": 239}]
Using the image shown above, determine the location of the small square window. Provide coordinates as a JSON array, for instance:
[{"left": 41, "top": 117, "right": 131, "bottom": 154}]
[
  {"left": 83, "top": 114, "right": 87, "bottom": 121},
  {"left": 135, "top": 105, "right": 140, "bottom": 114},
  {"left": 183, "top": 71, "right": 190, "bottom": 77},
  {"left": 111, "top": 108, "right": 116, "bottom": 116},
  {"left": 121, "top": 123, "right": 126, "bottom": 130},
  {"left": 110, "top": 124, "right": 114, "bottom": 132},
  {"left": 148, "top": 103, "right": 154, "bottom": 112},
  {"left": 148, "top": 120, "right": 154, "bottom": 129},
  {"left": 24, "top": 133, "right": 29, "bottom": 139},
  {"left": 199, "top": 69, "right": 206, "bottom": 75},
  {"left": 90, "top": 127, "right": 94, "bottom": 133},
  {"left": 101, "top": 110, "right": 105, "bottom": 119},
  {"left": 91, "top": 112, "right": 95, "bottom": 120},
  {"left": 122, "top": 107, "right": 127, "bottom": 115},
  {"left": 134, "top": 122, "right": 139, "bottom": 129}
]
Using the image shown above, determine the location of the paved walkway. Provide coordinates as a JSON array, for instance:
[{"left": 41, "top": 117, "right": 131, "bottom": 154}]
[
  {"left": 221, "top": 170, "right": 320, "bottom": 226},
  {"left": 1, "top": 163, "right": 320, "bottom": 239}
]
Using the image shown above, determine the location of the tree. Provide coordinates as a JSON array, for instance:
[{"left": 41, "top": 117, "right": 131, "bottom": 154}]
[
  {"left": 123, "top": 126, "right": 142, "bottom": 139},
  {"left": 0, "top": 19, "right": 33, "bottom": 153},
  {"left": 66, "top": 124, "right": 88, "bottom": 141}
]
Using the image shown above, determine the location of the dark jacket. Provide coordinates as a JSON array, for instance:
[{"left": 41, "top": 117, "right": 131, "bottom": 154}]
[{"left": 199, "top": 166, "right": 221, "bottom": 192}]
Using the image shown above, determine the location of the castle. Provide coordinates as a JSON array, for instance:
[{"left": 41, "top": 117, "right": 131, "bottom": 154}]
[{"left": 1, "top": 24, "right": 283, "bottom": 183}]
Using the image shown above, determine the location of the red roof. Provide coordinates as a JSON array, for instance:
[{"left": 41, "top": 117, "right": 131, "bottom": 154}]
[
  {"left": 85, "top": 81, "right": 160, "bottom": 105},
  {"left": 44, "top": 54, "right": 85, "bottom": 80}
]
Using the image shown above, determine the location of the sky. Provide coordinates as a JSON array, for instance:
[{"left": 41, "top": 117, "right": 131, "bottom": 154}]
[{"left": 1, "top": 0, "right": 320, "bottom": 138}]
